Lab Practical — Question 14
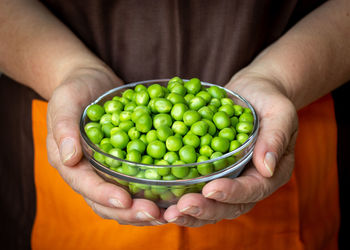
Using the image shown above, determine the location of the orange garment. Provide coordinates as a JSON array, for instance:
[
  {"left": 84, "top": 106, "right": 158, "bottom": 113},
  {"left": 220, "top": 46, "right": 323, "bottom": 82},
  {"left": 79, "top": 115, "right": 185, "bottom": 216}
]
[{"left": 31, "top": 94, "right": 339, "bottom": 250}]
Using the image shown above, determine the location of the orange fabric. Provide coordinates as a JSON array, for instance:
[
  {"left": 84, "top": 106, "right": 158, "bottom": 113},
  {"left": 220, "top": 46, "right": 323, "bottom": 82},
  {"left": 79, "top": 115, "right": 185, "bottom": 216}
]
[{"left": 31, "top": 94, "right": 339, "bottom": 250}]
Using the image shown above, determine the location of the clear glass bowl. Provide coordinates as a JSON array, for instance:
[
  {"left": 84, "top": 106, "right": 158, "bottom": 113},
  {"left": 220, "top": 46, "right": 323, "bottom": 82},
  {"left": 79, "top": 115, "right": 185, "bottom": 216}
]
[{"left": 80, "top": 79, "right": 259, "bottom": 208}]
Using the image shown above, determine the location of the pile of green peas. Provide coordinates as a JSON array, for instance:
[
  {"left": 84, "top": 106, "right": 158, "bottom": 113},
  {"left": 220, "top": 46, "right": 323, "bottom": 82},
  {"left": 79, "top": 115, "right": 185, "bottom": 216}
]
[{"left": 84, "top": 77, "right": 254, "bottom": 199}]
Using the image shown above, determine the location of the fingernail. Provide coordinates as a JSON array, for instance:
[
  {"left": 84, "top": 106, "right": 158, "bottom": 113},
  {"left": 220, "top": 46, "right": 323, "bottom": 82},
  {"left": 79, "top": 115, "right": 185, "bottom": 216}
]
[
  {"left": 180, "top": 206, "right": 200, "bottom": 215},
  {"left": 136, "top": 211, "right": 155, "bottom": 221},
  {"left": 150, "top": 220, "right": 165, "bottom": 226},
  {"left": 60, "top": 138, "right": 76, "bottom": 163},
  {"left": 108, "top": 198, "right": 124, "bottom": 208},
  {"left": 205, "top": 191, "right": 224, "bottom": 200},
  {"left": 264, "top": 152, "right": 277, "bottom": 177},
  {"left": 168, "top": 216, "right": 184, "bottom": 224}
]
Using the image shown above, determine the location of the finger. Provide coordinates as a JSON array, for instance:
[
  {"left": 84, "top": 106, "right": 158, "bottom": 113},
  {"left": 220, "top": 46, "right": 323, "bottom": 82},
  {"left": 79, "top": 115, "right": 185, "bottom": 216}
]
[
  {"left": 164, "top": 205, "right": 216, "bottom": 227},
  {"left": 85, "top": 198, "right": 165, "bottom": 226},
  {"left": 252, "top": 97, "right": 298, "bottom": 177},
  {"left": 174, "top": 193, "right": 255, "bottom": 221}
]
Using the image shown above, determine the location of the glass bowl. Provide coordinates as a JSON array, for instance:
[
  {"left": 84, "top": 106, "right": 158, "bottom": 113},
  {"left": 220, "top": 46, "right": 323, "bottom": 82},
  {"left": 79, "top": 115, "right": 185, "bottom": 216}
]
[{"left": 80, "top": 79, "right": 259, "bottom": 208}]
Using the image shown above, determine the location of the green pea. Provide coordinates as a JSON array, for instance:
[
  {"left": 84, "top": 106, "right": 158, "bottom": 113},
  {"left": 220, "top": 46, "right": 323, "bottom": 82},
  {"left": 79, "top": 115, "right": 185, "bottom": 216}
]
[
  {"left": 99, "top": 113, "right": 112, "bottom": 125},
  {"left": 139, "top": 134, "right": 148, "bottom": 145},
  {"left": 221, "top": 98, "right": 234, "bottom": 106},
  {"left": 243, "top": 108, "right": 253, "bottom": 114},
  {"left": 199, "top": 145, "right": 214, "bottom": 158},
  {"left": 110, "top": 127, "right": 123, "bottom": 136},
  {"left": 122, "top": 163, "right": 139, "bottom": 176},
  {"left": 119, "top": 120, "right": 134, "bottom": 132},
  {"left": 148, "top": 84, "right": 164, "bottom": 99},
  {"left": 141, "top": 155, "right": 154, "bottom": 165},
  {"left": 183, "top": 110, "right": 201, "bottom": 126},
  {"left": 207, "top": 86, "right": 225, "bottom": 99},
  {"left": 122, "top": 89, "right": 135, "bottom": 101},
  {"left": 126, "top": 149, "right": 142, "bottom": 162},
  {"left": 156, "top": 125, "right": 174, "bottom": 141},
  {"left": 119, "top": 111, "right": 132, "bottom": 121},
  {"left": 210, "top": 152, "right": 227, "bottom": 171},
  {"left": 166, "top": 92, "right": 186, "bottom": 105},
  {"left": 148, "top": 99, "right": 157, "bottom": 113},
  {"left": 128, "top": 127, "right": 140, "bottom": 140},
  {"left": 134, "top": 84, "right": 147, "bottom": 92},
  {"left": 100, "top": 138, "right": 111, "bottom": 145},
  {"left": 105, "top": 148, "right": 125, "bottom": 168},
  {"left": 207, "top": 104, "right": 218, "bottom": 113},
  {"left": 101, "top": 123, "right": 114, "bottom": 138},
  {"left": 184, "top": 78, "right": 202, "bottom": 95},
  {"left": 153, "top": 114, "right": 173, "bottom": 129},
  {"left": 172, "top": 166, "right": 190, "bottom": 179},
  {"left": 189, "top": 96, "right": 206, "bottom": 110},
  {"left": 124, "top": 102, "right": 137, "bottom": 112},
  {"left": 147, "top": 140, "right": 166, "bottom": 159},
  {"left": 172, "top": 160, "right": 186, "bottom": 165},
  {"left": 171, "top": 186, "right": 186, "bottom": 197},
  {"left": 162, "top": 86, "right": 169, "bottom": 97},
  {"left": 219, "top": 104, "right": 235, "bottom": 117},
  {"left": 144, "top": 189, "right": 159, "bottom": 200},
  {"left": 184, "top": 93, "right": 195, "bottom": 104},
  {"left": 163, "top": 174, "right": 178, "bottom": 181},
  {"left": 230, "top": 116, "right": 239, "bottom": 128},
  {"left": 191, "top": 120, "right": 209, "bottom": 136},
  {"left": 171, "top": 103, "right": 188, "bottom": 121},
  {"left": 219, "top": 127, "right": 236, "bottom": 141},
  {"left": 119, "top": 97, "right": 130, "bottom": 105},
  {"left": 160, "top": 191, "right": 175, "bottom": 201},
  {"left": 179, "top": 145, "right": 197, "bottom": 163},
  {"left": 211, "top": 136, "right": 229, "bottom": 153},
  {"left": 87, "top": 104, "right": 105, "bottom": 121},
  {"left": 172, "top": 121, "right": 188, "bottom": 135},
  {"left": 236, "top": 121, "right": 253, "bottom": 134},
  {"left": 198, "top": 106, "right": 214, "bottom": 120},
  {"left": 233, "top": 105, "right": 244, "bottom": 116},
  {"left": 184, "top": 168, "right": 200, "bottom": 179},
  {"left": 104, "top": 100, "right": 123, "bottom": 114},
  {"left": 126, "top": 139, "right": 146, "bottom": 154},
  {"left": 200, "top": 134, "right": 212, "bottom": 146},
  {"left": 84, "top": 122, "right": 101, "bottom": 134},
  {"left": 239, "top": 113, "right": 254, "bottom": 123},
  {"left": 197, "top": 155, "right": 214, "bottom": 175},
  {"left": 196, "top": 91, "right": 212, "bottom": 103},
  {"left": 166, "top": 136, "right": 183, "bottom": 152},
  {"left": 144, "top": 169, "right": 161, "bottom": 180},
  {"left": 93, "top": 151, "right": 105, "bottom": 164},
  {"left": 154, "top": 98, "right": 173, "bottom": 113},
  {"left": 170, "top": 83, "right": 187, "bottom": 96},
  {"left": 213, "top": 111, "right": 231, "bottom": 129},
  {"left": 135, "top": 113, "right": 152, "bottom": 133},
  {"left": 111, "top": 111, "right": 121, "bottom": 126},
  {"left": 110, "top": 130, "right": 129, "bottom": 149},
  {"left": 134, "top": 90, "right": 150, "bottom": 106},
  {"left": 99, "top": 142, "right": 113, "bottom": 153},
  {"left": 209, "top": 98, "right": 221, "bottom": 108},
  {"left": 151, "top": 185, "right": 168, "bottom": 195},
  {"left": 146, "top": 130, "right": 158, "bottom": 143},
  {"left": 168, "top": 76, "right": 184, "bottom": 86},
  {"left": 86, "top": 127, "right": 104, "bottom": 144},
  {"left": 236, "top": 133, "right": 249, "bottom": 144},
  {"left": 163, "top": 151, "right": 179, "bottom": 164},
  {"left": 157, "top": 167, "right": 171, "bottom": 178},
  {"left": 202, "top": 119, "right": 217, "bottom": 136},
  {"left": 183, "top": 133, "right": 200, "bottom": 148}
]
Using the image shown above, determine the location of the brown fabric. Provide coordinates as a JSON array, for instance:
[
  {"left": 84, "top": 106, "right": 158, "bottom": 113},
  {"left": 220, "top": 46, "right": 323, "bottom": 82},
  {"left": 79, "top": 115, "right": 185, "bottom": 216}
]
[{"left": 0, "top": 76, "right": 40, "bottom": 250}]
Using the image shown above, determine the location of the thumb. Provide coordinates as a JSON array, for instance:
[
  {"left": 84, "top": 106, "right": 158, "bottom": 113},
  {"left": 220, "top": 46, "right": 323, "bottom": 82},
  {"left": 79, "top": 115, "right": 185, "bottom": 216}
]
[{"left": 252, "top": 99, "right": 298, "bottom": 177}]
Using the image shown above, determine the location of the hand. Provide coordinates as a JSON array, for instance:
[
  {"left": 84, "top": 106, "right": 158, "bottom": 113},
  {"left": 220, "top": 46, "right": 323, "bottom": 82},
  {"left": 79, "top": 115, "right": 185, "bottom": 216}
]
[
  {"left": 163, "top": 74, "right": 298, "bottom": 227},
  {"left": 46, "top": 67, "right": 166, "bottom": 226}
]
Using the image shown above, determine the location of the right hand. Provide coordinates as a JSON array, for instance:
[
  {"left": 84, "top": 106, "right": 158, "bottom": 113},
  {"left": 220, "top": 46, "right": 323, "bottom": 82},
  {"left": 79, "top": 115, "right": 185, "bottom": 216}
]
[{"left": 46, "top": 67, "right": 165, "bottom": 226}]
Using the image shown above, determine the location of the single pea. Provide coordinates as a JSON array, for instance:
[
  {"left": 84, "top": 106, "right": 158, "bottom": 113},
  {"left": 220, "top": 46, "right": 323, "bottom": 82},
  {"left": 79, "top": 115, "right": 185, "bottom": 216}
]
[
  {"left": 119, "top": 110, "right": 132, "bottom": 121},
  {"left": 111, "top": 111, "right": 121, "bottom": 126},
  {"left": 99, "top": 142, "right": 113, "bottom": 153},
  {"left": 126, "top": 139, "right": 146, "bottom": 154},
  {"left": 219, "top": 127, "right": 236, "bottom": 141},
  {"left": 101, "top": 123, "right": 114, "bottom": 138},
  {"left": 119, "top": 97, "right": 130, "bottom": 105},
  {"left": 135, "top": 113, "right": 152, "bottom": 133},
  {"left": 189, "top": 96, "right": 206, "bottom": 110},
  {"left": 236, "top": 133, "right": 249, "bottom": 144},
  {"left": 227, "top": 155, "right": 237, "bottom": 166},
  {"left": 172, "top": 160, "right": 186, "bottom": 165},
  {"left": 172, "top": 121, "right": 188, "bottom": 135},
  {"left": 124, "top": 102, "right": 137, "bottom": 112},
  {"left": 156, "top": 125, "right": 174, "bottom": 141},
  {"left": 153, "top": 114, "right": 173, "bottom": 129},
  {"left": 125, "top": 149, "right": 142, "bottom": 162},
  {"left": 198, "top": 106, "right": 214, "bottom": 120},
  {"left": 128, "top": 127, "right": 141, "bottom": 140},
  {"left": 157, "top": 166, "right": 171, "bottom": 178},
  {"left": 211, "top": 136, "right": 230, "bottom": 153},
  {"left": 184, "top": 168, "right": 200, "bottom": 179},
  {"left": 209, "top": 98, "right": 221, "bottom": 108},
  {"left": 84, "top": 122, "right": 101, "bottom": 134},
  {"left": 146, "top": 130, "right": 158, "bottom": 143},
  {"left": 236, "top": 121, "right": 254, "bottom": 134},
  {"left": 171, "top": 166, "right": 190, "bottom": 179},
  {"left": 144, "top": 189, "right": 159, "bottom": 200},
  {"left": 210, "top": 152, "right": 227, "bottom": 171},
  {"left": 87, "top": 104, "right": 105, "bottom": 121},
  {"left": 191, "top": 120, "right": 209, "bottom": 136},
  {"left": 86, "top": 127, "right": 104, "bottom": 144},
  {"left": 219, "top": 104, "right": 235, "bottom": 117},
  {"left": 230, "top": 116, "right": 239, "bottom": 128},
  {"left": 184, "top": 93, "right": 195, "bottom": 104},
  {"left": 184, "top": 78, "right": 202, "bottom": 95},
  {"left": 147, "top": 140, "right": 166, "bottom": 159},
  {"left": 183, "top": 133, "right": 200, "bottom": 148},
  {"left": 99, "top": 113, "right": 112, "bottom": 125},
  {"left": 134, "top": 84, "right": 147, "bottom": 92},
  {"left": 213, "top": 111, "right": 231, "bottom": 129},
  {"left": 104, "top": 100, "right": 124, "bottom": 114},
  {"left": 134, "top": 90, "right": 150, "bottom": 106},
  {"left": 171, "top": 186, "right": 186, "bottom": 197},
  {"left": 112, "top": 96, "right": 121, "bottom": 102},
  {"left": 196, "top": 91, "right": 212, "bottom": 103},
  {"left": 163, "top": 151, "right": 179, "bottom": 164},
  {"left": 129, "top": 183, "right": 142, "bottom": 194},
  {"left": 243, "top": 107, "right": 253, "bottom": 114},
  {"left": 166, "top": 92, "right": 186, "bottom": 105},
  {"left": 151, "top": 185, "right": 168, "bottom": 195},
  {"left": 183, "top": 110, "right": 201, "bottom": 126},
  {"left": 110, "top": 127, "right": 123, "bottom": 136},
  {"left": 93, "top": 151, "right": 105, "bottom": 164},
  {"left": 163, "top": 174, "right": 178, "bottom": 181},
  {"left": 148, "top": 84, "right": 164, "bottom": 99},
  {"left": 162, "top": 86, "right": 169, "bottom": 97},
  {"left": 200, "top": 134, "right": 213, "bottom": 146},
  {"left": 199, "top": 145, "right": 214, "bottom": 158},
  {"left": 105, "top": 148, "right": 125, "bottom": 168},
  {"left": 221, "top": 98, "right": 234, "bottom": 106},
  {"left": 141, "top": 155, "right": 154, "bottom": 165},
  {"left": 147, "top": 99, "right": 157, "bottom": 113},
  {"left": 139, "top": 134, "right": 148, "bottom": 145},
  {"left": 119, "top": 120, "right": 134, "bottom": 132},
  {"left": 122, "top": 89, "right": 135, "bottom": 101},
  {"left": 207, "top": 86, "right": 225, "bottom": 99},
  {"left": 144, "top": 169, "right": 161, "bottom": 180},
  {"left": 171, "top": 103, "right": 188, "bottom": 121},
  {"left": 166, "top": 136, "right": 183, "bottom": 152},
  {"left": 154, "top": 98, "right": 173, "bottom": 113},
  {"left": 100, "top": 137, "right": 111, "bottom": 145},
  {"left": 170, "top": 83, "right": 187, "bottom": 96},
  {"left": 168, "top": 76, "right": 184, "bottom": 86},
  {"left": 197, "top": 155, "right": 214, "bottom": 176},
  {"left": 179, "top": 145, "right": 197, "bottom": 163},
  {"left": 207, "top": 104, "right": 218, "bottom": 113},
  {"left": 239, "top": 113, "right": 254, "bottom": 123},
  {"left": 122, "top": 163, "right": 139, "bottom": 176},
  {"left": 110, "top": 130, "right": 129, "bottom": 149},
  {"left": 233, "top": 105, "right": 244, "bottom": 116},
  {"left": 202, "top": 119, "right": 217, "bottom": 136}
]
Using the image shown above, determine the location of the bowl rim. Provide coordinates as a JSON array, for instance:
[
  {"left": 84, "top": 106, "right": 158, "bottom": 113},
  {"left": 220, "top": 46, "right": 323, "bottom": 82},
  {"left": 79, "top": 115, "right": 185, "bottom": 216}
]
[{"left": 80, "top": 79, "right": 259, "bottom": 169}]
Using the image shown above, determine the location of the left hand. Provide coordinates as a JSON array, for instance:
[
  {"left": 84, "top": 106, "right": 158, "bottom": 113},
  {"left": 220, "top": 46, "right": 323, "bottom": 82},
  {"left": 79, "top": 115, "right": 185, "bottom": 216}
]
[{"left": 163, "top": 74, "right": 298, "bottom": 227}]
